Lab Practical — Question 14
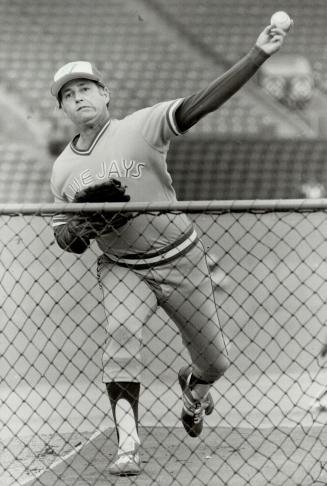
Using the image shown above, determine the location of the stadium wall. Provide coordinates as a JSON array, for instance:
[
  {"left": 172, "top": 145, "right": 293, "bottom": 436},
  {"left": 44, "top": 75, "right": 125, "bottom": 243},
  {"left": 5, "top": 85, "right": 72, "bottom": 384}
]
[{"left": 168, "top": 137, "right": 327, "bottom": 200}]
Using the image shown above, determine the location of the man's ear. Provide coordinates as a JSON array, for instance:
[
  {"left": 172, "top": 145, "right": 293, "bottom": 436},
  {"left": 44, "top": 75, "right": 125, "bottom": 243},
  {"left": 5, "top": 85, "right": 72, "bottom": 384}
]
[{"left": 103, "top": 86, "right": 110, "bottom": 106}]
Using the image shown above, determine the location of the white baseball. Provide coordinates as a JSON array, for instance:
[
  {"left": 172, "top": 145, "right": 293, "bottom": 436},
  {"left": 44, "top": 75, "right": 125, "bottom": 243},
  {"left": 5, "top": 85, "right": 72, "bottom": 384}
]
[{"left": 270, "top": 11, "right": 292, "bottom": 31}]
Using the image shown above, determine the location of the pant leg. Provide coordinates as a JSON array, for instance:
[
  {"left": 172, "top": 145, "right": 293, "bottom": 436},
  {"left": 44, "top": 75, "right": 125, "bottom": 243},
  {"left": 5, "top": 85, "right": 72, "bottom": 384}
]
[
  {"left": 157, "top": 242, "right": 229, "bottom": 383},
  {"left": 97, "top": 256, "right": 158, "bottom": 382}
]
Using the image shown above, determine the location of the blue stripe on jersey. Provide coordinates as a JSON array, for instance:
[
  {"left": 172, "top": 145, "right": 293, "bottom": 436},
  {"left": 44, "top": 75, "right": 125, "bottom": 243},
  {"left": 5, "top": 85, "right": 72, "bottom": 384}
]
[
  {"left": 105, "top": 228, "right": 198, "bottom": 269},
  {"left": 113, "top": 225, "right": 194, "bottom": 259},
  {"left": 166, "top": 99, "right": 183, "bottom": 136},
  {"left": 52, "top": 214, "right": 68, "bottom": 227},
  {"left": 70, "top": 119, "right": 112, "bottom": 155}
]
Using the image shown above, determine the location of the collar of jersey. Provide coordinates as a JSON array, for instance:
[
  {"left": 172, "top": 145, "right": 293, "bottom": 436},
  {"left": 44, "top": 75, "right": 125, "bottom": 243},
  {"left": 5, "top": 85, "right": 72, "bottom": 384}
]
[{"left": 70, "top": 119, "right": 111, "bottom": 155}]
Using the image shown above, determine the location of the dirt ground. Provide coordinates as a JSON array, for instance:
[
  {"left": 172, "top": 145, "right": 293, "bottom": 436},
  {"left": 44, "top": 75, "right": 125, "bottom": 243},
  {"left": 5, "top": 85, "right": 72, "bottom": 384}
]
[{"left": 2, "top": 424, "right": 327, "bottom": 486}]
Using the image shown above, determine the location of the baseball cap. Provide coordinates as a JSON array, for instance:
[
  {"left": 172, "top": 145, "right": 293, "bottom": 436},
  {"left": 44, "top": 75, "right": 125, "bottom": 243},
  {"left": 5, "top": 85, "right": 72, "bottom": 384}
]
[{"left": 50, "top": 61, "right": 105, "bottom": 99}]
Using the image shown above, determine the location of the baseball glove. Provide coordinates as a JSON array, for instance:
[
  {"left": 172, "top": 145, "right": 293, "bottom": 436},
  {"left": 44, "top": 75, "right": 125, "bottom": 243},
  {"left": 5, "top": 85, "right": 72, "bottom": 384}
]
[
  {"left": 70, "top": 179, "right": 131, "bottom": 239},
  {"left": 74, "top": 179, "right": 130, "bottom": 204}
]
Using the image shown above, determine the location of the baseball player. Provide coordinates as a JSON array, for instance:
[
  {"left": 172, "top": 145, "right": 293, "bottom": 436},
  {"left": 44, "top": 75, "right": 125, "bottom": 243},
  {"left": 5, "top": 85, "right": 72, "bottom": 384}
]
[{"left": 50, "top": 24, "right": 289, "bottom": 476}]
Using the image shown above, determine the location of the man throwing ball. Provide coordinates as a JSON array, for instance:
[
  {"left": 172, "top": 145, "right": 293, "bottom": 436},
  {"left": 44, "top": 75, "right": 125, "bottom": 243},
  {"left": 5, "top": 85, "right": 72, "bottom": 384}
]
[{"left": 50, "top": 20, "right": 291, "bottom": 476}]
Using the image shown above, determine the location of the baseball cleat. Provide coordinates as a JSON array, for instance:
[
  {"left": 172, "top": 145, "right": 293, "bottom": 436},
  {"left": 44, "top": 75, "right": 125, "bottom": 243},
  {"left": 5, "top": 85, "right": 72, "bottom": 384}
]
[
  {"left": 178, "top": 366, "right": 214, "bottom": 438},
  {"left": 108, "top": 445, "right": 141, "bottom": 476}
]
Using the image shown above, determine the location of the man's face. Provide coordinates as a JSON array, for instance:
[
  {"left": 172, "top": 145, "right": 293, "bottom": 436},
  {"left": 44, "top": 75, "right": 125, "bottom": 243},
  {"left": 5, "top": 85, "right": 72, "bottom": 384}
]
[{"left": 60, "top": 79, "right": 110, "bottom": 125}]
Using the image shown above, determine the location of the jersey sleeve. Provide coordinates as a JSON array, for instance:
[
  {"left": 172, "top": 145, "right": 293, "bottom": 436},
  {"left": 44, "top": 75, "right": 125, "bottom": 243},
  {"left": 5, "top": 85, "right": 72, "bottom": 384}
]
[
  {"left": 50, "top": 181, "right": 90, "bottom": 254},
  {"left": 50, "top": 177, "right": 68, "bottom": 227},
  {"left": 141, "top": 98, "right": 186, "bottom": 150},
  {"left": 175, "top": 46, "right": 269, "bottom": 132}
]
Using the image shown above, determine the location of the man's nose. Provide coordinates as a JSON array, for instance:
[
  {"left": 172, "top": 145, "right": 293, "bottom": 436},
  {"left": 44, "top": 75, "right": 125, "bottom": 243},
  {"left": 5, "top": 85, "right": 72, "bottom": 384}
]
[{"left": 75, "top": 92, "right": 84, "bottom": 102}]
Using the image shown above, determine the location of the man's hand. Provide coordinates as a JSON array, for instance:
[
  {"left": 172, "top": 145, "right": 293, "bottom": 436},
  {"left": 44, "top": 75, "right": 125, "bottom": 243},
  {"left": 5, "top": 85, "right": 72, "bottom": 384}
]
[{"left": 255, "top": 24, "right": 292, "bottom": 56}]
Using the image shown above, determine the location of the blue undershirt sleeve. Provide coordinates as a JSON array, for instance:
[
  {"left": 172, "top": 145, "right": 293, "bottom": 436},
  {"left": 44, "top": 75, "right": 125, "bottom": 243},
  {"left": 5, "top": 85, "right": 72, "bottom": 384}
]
[{"left": 175, "top": 46, "right": 269, "bottom": 132}]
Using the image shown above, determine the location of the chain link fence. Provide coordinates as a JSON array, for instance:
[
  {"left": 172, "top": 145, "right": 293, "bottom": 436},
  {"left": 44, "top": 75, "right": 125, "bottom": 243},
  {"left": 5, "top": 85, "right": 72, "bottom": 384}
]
[{"left": 1, "top": 200, "right": 327, "bottom": 486}]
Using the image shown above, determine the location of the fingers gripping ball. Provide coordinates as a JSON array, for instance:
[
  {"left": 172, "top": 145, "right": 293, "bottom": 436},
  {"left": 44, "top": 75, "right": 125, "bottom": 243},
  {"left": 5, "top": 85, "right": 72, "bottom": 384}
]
[
  {"left": 270, "top": 11, "right": 292, "bottom": 32},
  {"left": 73, "top": 179, "right": 132, "bottom": 237}
]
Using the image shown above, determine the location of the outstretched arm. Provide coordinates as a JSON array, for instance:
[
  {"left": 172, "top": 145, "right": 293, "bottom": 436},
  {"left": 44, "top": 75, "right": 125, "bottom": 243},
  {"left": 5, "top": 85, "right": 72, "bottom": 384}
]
[{"left": 175, "top": 25, "right": 290, "bottom": 132}]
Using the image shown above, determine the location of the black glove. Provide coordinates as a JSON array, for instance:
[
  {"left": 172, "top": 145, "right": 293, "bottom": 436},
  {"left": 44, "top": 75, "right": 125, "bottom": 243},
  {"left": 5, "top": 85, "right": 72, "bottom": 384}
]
[
  {"left": 53, "top": 180, "right": 131, "bottom": 254},
  {"left": 72, "top": 179, "right": 131, "bottom": 238}
]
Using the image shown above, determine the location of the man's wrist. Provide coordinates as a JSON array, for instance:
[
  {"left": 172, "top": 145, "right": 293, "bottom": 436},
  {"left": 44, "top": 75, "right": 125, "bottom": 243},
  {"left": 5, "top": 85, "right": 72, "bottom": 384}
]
[{"left": 248, "top": 45, "right": 270, "bottom": 66}]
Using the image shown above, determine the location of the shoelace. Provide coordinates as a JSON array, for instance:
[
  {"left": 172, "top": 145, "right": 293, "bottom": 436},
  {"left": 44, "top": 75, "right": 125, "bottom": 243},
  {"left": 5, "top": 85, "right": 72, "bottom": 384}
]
[
  {"left": 192, "top": 401, "right": 206, "bottom": 424},
  {"left": 182, "top": 398, "right": 207, "bottom": 423},
  {"left": 182, "top": 381, "right": 210, "bottom": 422},
  {"left": 193, "top": 402, "right": 203, "bottom": 424}
]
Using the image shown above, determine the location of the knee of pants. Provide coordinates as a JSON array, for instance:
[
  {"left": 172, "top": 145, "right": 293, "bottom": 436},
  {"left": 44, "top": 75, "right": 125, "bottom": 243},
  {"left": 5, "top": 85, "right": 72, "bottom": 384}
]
[{"left": 214, "top": 352, "right": 230, "bottom": 378}]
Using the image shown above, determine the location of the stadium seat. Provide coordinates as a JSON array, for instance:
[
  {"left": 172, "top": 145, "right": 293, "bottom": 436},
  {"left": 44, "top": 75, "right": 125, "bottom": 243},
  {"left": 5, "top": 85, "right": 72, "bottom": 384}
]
[{"left": 0, "top": 0, "right": 325, "bottom": 202}]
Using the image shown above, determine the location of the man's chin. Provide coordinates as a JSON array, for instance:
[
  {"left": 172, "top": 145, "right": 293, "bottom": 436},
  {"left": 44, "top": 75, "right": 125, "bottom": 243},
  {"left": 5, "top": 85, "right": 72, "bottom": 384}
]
[
  {"left": 78, "top": 107, "right": 93, "bottom": 115},
  {"left": 76, "top": 110, "right": 96, "bottom": 122}
]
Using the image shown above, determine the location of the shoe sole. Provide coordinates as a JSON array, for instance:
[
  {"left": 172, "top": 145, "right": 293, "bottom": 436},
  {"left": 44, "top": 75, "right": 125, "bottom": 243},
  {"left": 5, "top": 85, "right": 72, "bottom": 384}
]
[
  {"left": 109, "top": 470, "right": 141, "bottom": 476},
  {"left": 178, "top": 366, "right": 190, "bottom": 395},
  {"left": 109, "top": 464, "right": 141, "bottom": 476},
  {"left": 109, "top": 452, "right": 141, "bottom": 476}
]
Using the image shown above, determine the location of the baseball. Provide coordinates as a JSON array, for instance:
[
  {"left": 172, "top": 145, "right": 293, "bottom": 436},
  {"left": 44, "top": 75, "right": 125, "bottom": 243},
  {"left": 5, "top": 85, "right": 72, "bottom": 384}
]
[{"left": 270, "top": 11, "right": 292, "bottom": 31}]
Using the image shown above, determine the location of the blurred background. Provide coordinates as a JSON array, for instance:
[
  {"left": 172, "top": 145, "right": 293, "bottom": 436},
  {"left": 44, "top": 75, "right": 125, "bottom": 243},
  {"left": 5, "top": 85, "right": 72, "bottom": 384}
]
[{"left": 0, "top": 0, "right": 326, "bottom": 203}]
